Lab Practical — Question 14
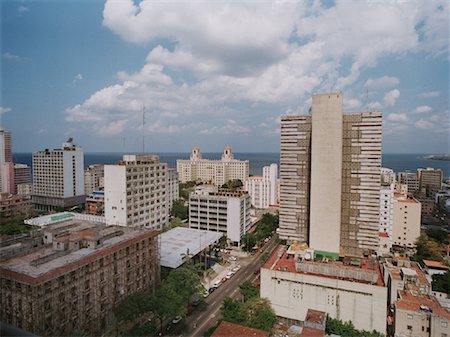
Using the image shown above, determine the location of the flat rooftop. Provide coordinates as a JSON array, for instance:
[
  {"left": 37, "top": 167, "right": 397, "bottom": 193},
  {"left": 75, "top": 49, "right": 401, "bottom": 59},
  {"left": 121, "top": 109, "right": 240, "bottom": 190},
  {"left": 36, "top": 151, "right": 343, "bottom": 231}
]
[
  {"left": 0, "top": 220, "right": 157, "bottom": 284},
  {"left": 396, "top": 290, "right": 450, "bottom": 319},
  {"left": 263, "top": 245, "right": 384, "bottom": 286},
  {"left": 160, "top": 227, "right": 222, "bottom": 268}
]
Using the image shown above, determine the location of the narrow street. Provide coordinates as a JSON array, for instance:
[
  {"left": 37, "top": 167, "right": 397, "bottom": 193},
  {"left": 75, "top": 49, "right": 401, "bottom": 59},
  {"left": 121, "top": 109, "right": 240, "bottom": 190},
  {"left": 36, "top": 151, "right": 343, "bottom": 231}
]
[{"left": 167, "top": 235, "right": 279, "bottom": 337}]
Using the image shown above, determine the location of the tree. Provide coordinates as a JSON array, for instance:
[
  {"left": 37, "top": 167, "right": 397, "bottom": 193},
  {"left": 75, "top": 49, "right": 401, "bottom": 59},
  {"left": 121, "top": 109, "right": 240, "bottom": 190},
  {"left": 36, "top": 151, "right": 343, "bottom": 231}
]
[
  {"left": 124, "top": 321, "right": 157, "bottom": 337},
  {"left": 170, "top": 200, "right": 188, "bottom": 220},
  {"left": 414, "top": 235, "right": 444, "bottom": 263},
  {"left": 325, "top": 316, "right": 384, "bottom": 337},
  {"left": 149, "top": 282, "right": 184, "bottom": 331},
  {"left": 166, "top": 265, "right": 204, "bottom": 306},
  {"left": 115, "top": 292, "right": 152, "bottom": 323},
  {"left": 241, "top": 233, "right": 257, "bottom": 252},
  {"left": 241, "top": 297, "right": 277, "bottom": 331},
  {"left": 221, "top": 179, "right": 243, "bottom": 189},
  {"left": 426, "top": 228, "right": 450, "bottom": 245},
  {"left": 239, "top": 281, "right": 259, "bottom": 302},
  {"left": 432, "top": 271, "right": 450, "bottom": 295},
  {"left": 221, "top": 297, "right": 243, "bottom": 324}
]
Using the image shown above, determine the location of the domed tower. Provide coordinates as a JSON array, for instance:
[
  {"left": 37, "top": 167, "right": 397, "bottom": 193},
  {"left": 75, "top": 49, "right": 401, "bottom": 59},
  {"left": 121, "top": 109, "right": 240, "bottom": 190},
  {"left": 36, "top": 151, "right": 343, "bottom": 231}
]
[
  {"left": 190, "top": 146, "right": 202, "bottom": 160},
  {"left": 221, "top": 145, "right": 234, "bottom": 161}
]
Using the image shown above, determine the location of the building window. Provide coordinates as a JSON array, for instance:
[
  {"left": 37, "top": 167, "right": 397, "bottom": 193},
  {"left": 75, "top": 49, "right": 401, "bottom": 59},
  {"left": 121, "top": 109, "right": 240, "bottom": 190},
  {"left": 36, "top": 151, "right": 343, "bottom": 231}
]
[{"left": 407, "top": 325, "right": 412, "bottom": 330}]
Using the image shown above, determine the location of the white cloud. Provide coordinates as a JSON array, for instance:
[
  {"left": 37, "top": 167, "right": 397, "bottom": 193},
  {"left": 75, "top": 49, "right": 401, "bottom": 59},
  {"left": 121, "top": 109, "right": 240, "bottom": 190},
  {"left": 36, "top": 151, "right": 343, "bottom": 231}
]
[
  {"left": 36, "top": 128, "right": 47, "bottom": 135},
  {"left": 98, "top": 119, "right": 128, "bottom": 136},
  {"left": 384, "top": 89, "right": 400, "bottom": 107},
  {"left": 344, "top": 98, "right": 362, "bottom": 110},
  {"left": 415, "top": 119, "right": 434, "bottom": 129},
  {"left": 75, "top": 73, "right": 83, "bottom": 81},
  {"left": 367, "top": 102, "right": 383, "bottom": 111},
  {"left": 365, "top": 76, "right": 399, "bottom": 90},
  {"left": 414, "top": 105, "right": 432, "bottom": 114},
  {"left": 420, "top": 91, "right": 440, "bottom": 98},
  {"left": 3, "top": 52, "right": 20, "bottom": 60},
  {"left": 0, "top": 107, "right": 12, "bottom": 115},
  {"left": 387, "top": 113, "right": 409, "bottom": 122},
  {"left": 18, "top": 5, "right": 29, "bottom": 13},
  {"left": 200, "top": 120, "right": 250, "bottom": 135}
]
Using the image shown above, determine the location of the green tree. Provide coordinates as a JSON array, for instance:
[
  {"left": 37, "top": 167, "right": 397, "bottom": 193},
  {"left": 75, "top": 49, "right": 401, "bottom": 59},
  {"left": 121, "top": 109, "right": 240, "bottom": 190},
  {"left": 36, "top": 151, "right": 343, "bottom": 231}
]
[
  {"left": 414, "top": 234, "right": 444, "bottom": 263},
  {"left": 239, "top": 281, "right": 259, "bottom": 302},
  {"left": 426, "top": 228, "right": 450, "bottom": 245},
  {"left": 221, "top": 297, "right": 244, "bottom": 324},
  {"left": 149, "top": 282, "right": 184, "bottom": 331},
  {"left": 432, "top": 271, "right": 450, "bottom": 295},
  {"left": 115, "top": 292, "right": 152, "bottom": 323},
  {"left": 124, "top": 321, "right": 157, "bottom": 337},
  {"left": 241, "top": 233, "right": 258, "bottom": 252},
  {"left": 241, "top": 297, "right": 277, "bottom": 331},
  {"left": 221, "top": 179, "right": 243, "bottom": 189},
  {"left": 325, "top": 316, "right": 383, "bottom": 337},
  {"left": 170, "top": 200, "right": 189, "bottom": 219},
  {"left": 0, "top": 215, "right": 33, "bottom": 235},
  {"left": 166, "top": 265, "right": 203, "bottom": 306}
]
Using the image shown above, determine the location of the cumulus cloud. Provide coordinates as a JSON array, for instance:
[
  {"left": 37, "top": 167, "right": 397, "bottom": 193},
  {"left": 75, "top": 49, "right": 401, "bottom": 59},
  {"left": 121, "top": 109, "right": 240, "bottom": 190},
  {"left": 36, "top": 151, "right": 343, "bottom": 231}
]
[
  {"left": 0, "top": 107, "right": 12, "bottom": 114},
  {"left": 421, "top": 91, "right": 440, "bottom": 98},
  {"left": 384, "top": 89, "right": 400, "bottom": 107},
  {"left": 365, "top": 76, "right": 399, "bottom": 90},
  {"left": 387, "top": 113, "right": 409, "bottom": 122},
  {"left": 414, "top": 105, "right": 432, "bottom": 114},
  {"left": 415, "top": 119, "right": 434, "bottom": 129}
]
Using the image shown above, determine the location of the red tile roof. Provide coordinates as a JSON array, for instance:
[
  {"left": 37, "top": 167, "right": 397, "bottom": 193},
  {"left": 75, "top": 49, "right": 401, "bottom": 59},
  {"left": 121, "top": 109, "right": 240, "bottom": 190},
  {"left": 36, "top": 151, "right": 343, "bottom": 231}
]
[
  {"left": 305, "top": 309, "right": 326, "bottom": 325},
  {"left": 379, "top": 232, "right": 389, "bottom": 238},
  {"left": 395, "top": 290, "right": 450, "bottom": 319},
  {"left": 211, "top": 321, "right": 269, "bottom": 337},
  {"left": 300, "top": 327, "right": 325, "bottom": 337},
  {"left": 423, "top": 260, "right": 449, "bottom": 270}
]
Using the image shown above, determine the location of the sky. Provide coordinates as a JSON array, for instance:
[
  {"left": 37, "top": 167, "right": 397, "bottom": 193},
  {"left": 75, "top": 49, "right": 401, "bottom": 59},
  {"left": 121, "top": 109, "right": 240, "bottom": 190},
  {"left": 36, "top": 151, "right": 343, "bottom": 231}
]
[{"left": 1, "top": 0, "right": 449, "bottom": 154}]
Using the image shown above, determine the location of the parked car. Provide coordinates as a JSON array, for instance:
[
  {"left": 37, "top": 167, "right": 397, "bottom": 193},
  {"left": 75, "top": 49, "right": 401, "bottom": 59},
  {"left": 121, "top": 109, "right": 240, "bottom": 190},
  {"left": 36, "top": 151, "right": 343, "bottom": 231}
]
[
  {"left": 229, "top": 256, "right": 237, "bottom": 261},
  {"left": 192, "top": 298, "right": 202, "bottom": 306},
  {"left": 226, "top": 271, "right": 233, "bottom": 279},
  {"left": 208, "top": 287, "right": 216, "bottom": 294},
  {"left": 172, "top": 316, "right": 182, "bottom": 324},
  {"left": 213, "top": 279, "right": 222, "bottom": 288},
  {"left": 203, "top": 290, "right": 210, "bottom": 298},
  {"left": 221, "top": 277, "right": 228, "bottom": 283}
]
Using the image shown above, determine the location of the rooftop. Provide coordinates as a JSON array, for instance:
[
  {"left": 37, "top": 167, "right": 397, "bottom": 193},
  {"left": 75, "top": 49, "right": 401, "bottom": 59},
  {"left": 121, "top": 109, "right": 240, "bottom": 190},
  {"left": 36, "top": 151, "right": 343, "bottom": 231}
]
[
  {"left": 300, "top": 327, "right": 325, "bottom": 337},
  {"left": 160, "top": 227, "right": 222, "bottom": 268},
  {"left": 0, "top": 221, "right": 157, "bottom": 284},
  {"left": 305, "top": 309, "right": 326, "bottom": 325},
  {"left": 423, "top": 260, "right": 450, "bottom": 270},
  {"left": 211, "top": 321, "right": 269, "bottom": 337},
  {"left": 395, "top": 290, "right": 450, "bottom": 319}
]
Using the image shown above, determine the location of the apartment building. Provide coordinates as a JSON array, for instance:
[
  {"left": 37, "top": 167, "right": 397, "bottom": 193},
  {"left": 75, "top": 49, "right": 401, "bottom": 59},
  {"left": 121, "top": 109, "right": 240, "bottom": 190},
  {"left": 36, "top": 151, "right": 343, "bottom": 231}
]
[
  {"left": 84, "top": 164, "right": 104, "bottom": 195},
  {"left": 379, "top": 183, "right": 395, "bottom": 250},
  {"left": 278, "top": 93, "right": 382, "bottom": 257},
  {"left": 86, "top": 191, "right": 105, "bottom": 215},
  {"left": 398, "top": 171, "right": 419, "bottom": 193},
  {"left": 0, "top": 215, "right": 159, "bottom": 337},
  {"left": 1, "top": 162, "right": 14, "bottom": 194},
  {"left": 177, "top": 145, "right": 249, "bottom": 186},
  {"left": 14, "top": 164, "right": 31, "bottom": 195},
  {"left": 167, "top": 168, "right": 179, "bottom": 211},
  {"left": 104, "top": 154, "right": 168, "bottom": 230},
  {"left": 189, "top": 188, "right": 251, "bottom": 245},
  {"left": 381, "top": 167, "right": 396, "bottom": 185},
  {"left": 260, "top": 245, "right": 387, "bottom": 334},
  {"left": 244, "top": 163, "right": 278, "bottom": 209},
  {"left": 392, "top": 192, "right": 421, "bottom": 249},
  {"left": 0, "top": 129, "right": 12, "bottom": 192},
  {"left": 0, "top": 193, "right": 32, "bottom": 217},
  {"left": 417, "top": 167, "right": 443, "bottom": 196},
  {"left": 32, "top": 138, "right": 85, "bottom": 211}
]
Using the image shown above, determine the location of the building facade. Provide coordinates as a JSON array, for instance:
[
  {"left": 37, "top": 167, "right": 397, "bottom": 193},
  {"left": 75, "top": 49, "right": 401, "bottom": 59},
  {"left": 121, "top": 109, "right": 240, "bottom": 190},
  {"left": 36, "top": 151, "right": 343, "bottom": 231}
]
[
  {"left": 392, "top": 192, "right": 421, "bottom": 249},
  {"left": 379, "top": 183, "right": 394, "bottom": 250},
  {"left": 14, "top": 164, "right": 31, "bottom": 195},
  {"left": 177, "top": 145, "right": 249, "bottom": 186},
  {"left": 104, "top": 154, "right": 168, "bottom": 230},
  {"left": 84, "top": 164, "right": 104, "bottom": 195},
  {"left": 398, "top": 172, "right": 419, "bottom": 193},
  {"left": 167, "top": 168, "right": 179, "bottom": 211},
  {"left": 381, "top": 167, "right": 396, "bottom": 185},
  {"left": 417, "top": 168, "right": 443, "bottom": 196},
  {"left": 32, "top": 139, "right": 85, "bottom": 211},
  {"left": 244, "top": 163, "right": 278, "bottom": 209},
  {"left": 0, "top": 193, "right": 32, "bottom": 217},
  {"left": 0, "top": 129, "right": 12, "bottom": 192},
  {"left": 0, "top": 217, "right": 159, "bottom": 337},
  {"left": 1, "top": 162, "right": 14, "bottom": 194},
  {"left": 189, "top": 188, "right": 251, "bottom": 245},
  {"left": 278, "top": 93, "right": 382, "bottom": 257}
]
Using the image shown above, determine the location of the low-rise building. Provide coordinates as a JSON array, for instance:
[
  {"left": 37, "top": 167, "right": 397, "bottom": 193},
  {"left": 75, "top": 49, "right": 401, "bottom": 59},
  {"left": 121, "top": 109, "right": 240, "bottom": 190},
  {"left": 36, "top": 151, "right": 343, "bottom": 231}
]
[
  {"left": 0, "top": 193, "right": 32, "bottom": 217},
  {"left": 260, "top": 245, "right": 387, "bottom": 334},
  {"left": 211, "top": 321, "right": 269, "bottom": 337},
  {"left": 0, "top": 215, "right": 159, "bottom": 337},
  {"left": 189, "top": 188, "right": 251, "bottom": 245},
  {"left": 392, "top": 192, "right": 421, "bottom": 249},
  {"left": 86, "top": 191, "right": 105, "bottom": 215}
]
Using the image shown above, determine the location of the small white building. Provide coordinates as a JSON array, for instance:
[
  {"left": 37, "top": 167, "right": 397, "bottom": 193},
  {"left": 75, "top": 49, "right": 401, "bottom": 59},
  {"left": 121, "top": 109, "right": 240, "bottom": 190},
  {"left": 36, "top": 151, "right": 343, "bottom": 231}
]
[
  {"left": 189, "top": 188, "right": 251, "bottom": 245},
  {"left": 392, "top": 192, "right": 421, "bottom": 249},
  {"left": 245, "top": 163, "right": 278, "bottom": 209},
  {"left": 104, "top": 154, "right": 169, "bottom": 230}
]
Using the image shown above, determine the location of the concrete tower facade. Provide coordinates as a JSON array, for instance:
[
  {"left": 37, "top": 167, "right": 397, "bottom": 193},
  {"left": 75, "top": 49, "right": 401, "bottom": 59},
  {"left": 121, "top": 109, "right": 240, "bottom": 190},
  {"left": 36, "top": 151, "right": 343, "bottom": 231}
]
[{"left": 278, "top": 93, "right": 382, "bottom": 257}]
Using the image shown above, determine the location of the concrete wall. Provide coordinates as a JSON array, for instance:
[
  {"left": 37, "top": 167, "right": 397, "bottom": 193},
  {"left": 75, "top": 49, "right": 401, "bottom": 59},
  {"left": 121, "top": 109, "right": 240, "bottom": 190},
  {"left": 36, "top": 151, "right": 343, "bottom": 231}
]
[
  {"left": 309, "top": 93, "right": 343, "bottom": 254},
  {"left": 104, "top": 165, "right": 127, "bottom": 226},
  {"left": 260, "top": 267, "right": 387, "bottom": 334}
]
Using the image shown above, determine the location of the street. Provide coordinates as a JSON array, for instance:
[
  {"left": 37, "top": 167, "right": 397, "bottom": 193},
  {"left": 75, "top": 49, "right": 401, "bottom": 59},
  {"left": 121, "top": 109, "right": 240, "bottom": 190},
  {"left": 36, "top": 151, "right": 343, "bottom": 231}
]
[{"left": 167, "top": 235, "right": 279, "bottom": 337}]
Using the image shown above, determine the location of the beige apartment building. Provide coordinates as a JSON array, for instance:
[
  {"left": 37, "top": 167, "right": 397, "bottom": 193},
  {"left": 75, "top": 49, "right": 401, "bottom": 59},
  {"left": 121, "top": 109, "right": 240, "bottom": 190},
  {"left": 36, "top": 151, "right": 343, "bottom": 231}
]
[
  {"left": 417, "top": 167, "right": 443, "bottom": 196},
  {"left": 392, "top": 192, "right": 421, "bottom": 249},
  {"left": 32, "top": 139, "right": 85, "bottom": 211},
  {"left": 278, "top": 93, "right": 382, "bottom": 257},
  {"left": 177, "top": 145, "right": 249, "bottom": 186},
  {"left": 84, "top": 164, "right": 104, "bottom": 195},
  {"left": 104, "top": 154, "right": 168, "bottom": 230},
  {"left": 189, "top": 188, "right": 251, "bottom": 245}
]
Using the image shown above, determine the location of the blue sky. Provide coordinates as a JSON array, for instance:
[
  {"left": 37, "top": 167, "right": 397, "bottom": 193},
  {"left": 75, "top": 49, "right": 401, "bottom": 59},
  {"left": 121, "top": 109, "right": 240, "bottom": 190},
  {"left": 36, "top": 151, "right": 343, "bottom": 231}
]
[{"left": 1, "top": 0, "right": 449, "bottom": 154}]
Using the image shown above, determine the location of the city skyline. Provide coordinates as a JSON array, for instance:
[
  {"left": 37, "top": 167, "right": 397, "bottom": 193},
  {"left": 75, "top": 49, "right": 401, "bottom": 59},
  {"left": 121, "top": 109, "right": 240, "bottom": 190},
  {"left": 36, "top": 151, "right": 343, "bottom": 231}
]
[{"left": 1, "top": 1, "right": 449, "bottom": 154}]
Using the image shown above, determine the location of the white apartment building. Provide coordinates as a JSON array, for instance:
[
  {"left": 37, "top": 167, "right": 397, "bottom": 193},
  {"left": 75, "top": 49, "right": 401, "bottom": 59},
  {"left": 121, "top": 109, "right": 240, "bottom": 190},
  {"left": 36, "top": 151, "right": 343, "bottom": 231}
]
[
  {"left": 104, "top": 154, "right": 168, "bottom": 230},
  {"left": 32, "top": 139, "right": 85, "bottom": 211},
  {"left": 167, "top": 168, "right": 179, "bottom": 210},
  {"left": 379, "top": 183, "right": 394, "bottom": 250},
  {"left": 381, "top": 167, "right": 396, "bottom": 185},
  {"left": 244, "top": 163, "right": 278, "bottom": 209},
  {"left": 189, "top": 188, "right": 251, "bottom": 245},
  {"left": 279, "top": 93, "right": 382, "bottom": 257},
  {"left": 260, "top": 246, "right": 387, "bottom": 334},
  {"left": 392, "top": 192, "right": 421, "bottom": 249},
  {"left": 177, "top": 145, "right": 249, "bottom": 186},
  {"left": 84, "top": 164, "right": 104, "bottom": 195}
]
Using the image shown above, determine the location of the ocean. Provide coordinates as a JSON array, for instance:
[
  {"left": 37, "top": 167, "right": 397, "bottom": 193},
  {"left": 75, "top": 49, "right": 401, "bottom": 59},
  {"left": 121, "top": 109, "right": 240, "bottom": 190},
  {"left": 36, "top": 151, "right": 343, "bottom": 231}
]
[{"left": 12, "top": 152, "right": 450, "bottom": 179}]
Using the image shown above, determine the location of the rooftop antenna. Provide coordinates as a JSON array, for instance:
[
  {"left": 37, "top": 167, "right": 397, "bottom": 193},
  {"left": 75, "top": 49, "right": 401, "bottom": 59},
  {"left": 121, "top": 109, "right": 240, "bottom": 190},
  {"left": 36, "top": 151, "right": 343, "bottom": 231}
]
[{"left": 142, "top": 104, "right": 146, "bottom": 153}]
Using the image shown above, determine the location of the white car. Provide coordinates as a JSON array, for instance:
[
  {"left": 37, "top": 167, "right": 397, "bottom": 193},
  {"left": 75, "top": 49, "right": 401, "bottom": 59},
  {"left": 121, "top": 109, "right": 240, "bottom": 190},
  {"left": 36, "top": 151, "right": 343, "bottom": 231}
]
[
  {"left": 229, "top": 256, "right": 237, "bottom": 261},
  {"left": 203, "top": 290, "right": 210, "bottom": 298},
  {"left": 213, "top": 279, "right": 222, "bottom": 288},
  {"left": 172, "top": 316, "right": 182, "bottom": 324},
  {"left": 233, "top": 264, "right": 241, "bottom": 271},
  {"left": 226, "top": 271, "right": 234, "bottom": 279}
]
